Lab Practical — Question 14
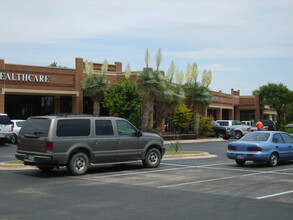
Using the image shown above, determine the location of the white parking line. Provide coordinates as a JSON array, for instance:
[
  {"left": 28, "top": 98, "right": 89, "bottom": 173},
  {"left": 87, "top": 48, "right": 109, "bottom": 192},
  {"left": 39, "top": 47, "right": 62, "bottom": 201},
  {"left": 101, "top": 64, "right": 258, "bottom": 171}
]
[
  {"left": 256, "top": 190, "right": 293, "bottom": 200},
  {"left": 158, "top": 173, "right": 261, "bottom": 188},
  {"left": 80, "top": 166, "right": 196, "bottom": 180}
]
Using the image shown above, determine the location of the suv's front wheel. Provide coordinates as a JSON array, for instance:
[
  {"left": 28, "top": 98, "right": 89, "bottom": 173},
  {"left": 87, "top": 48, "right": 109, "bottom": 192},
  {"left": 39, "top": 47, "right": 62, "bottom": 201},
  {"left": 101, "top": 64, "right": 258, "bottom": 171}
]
[
  {"left": 67, "top": 152, "right": 89, "bottom": 176},
  {"left": 142, "top": 148, "right": 161, "bottom": 168}
]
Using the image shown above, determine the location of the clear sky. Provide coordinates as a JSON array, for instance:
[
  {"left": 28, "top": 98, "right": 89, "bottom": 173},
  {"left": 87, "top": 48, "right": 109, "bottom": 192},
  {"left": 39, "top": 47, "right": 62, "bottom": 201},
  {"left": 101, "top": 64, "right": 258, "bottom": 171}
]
[{"left": 0, "top": 0, "right": 292, "bottom": 95}]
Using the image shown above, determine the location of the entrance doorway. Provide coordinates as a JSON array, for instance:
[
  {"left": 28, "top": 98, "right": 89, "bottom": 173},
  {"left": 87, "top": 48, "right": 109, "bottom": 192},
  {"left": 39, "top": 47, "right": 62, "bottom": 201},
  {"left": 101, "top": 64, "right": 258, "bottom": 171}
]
[{"left": 5, "top": 95, "right": 54, "bottom": 119}]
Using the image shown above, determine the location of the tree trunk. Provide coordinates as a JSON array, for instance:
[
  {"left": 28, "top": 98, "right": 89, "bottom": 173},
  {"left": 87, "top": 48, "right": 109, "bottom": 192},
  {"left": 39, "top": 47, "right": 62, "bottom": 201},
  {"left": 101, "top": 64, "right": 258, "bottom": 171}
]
[
  {"left": 140, "top": 93, "right": 155, "bottom": 131},
  {"left": 193, "top": 108, "right": 200, "bottom": 138},
  {"left": 154, "top": 101, "right": 176, "bottom": 132},
  {"left": 93, "top": 100, "right": 101, "bottom": 115}
]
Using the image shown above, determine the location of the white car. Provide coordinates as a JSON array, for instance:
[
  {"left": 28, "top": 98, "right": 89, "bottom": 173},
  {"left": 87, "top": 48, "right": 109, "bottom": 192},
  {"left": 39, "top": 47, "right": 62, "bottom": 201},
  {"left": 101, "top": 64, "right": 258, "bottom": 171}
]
[
  {"left": 10, "top": 120, "right": 25, "bottom": 144},
  {"left": 0, "top": 114, "right": 14, "bottom": 145}
]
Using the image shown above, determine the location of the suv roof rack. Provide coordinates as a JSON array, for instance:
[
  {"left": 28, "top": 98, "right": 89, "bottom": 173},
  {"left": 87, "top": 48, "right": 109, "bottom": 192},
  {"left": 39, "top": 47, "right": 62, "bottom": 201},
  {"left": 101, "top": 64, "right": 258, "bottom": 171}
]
[{"left": 49, "top": 113, "right": 101, "bottom": 118}]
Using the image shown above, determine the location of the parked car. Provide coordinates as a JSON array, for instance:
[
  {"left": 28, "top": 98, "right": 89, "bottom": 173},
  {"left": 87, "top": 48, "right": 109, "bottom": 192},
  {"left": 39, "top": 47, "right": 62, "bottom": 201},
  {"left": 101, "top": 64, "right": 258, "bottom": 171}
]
[
  {"left": 226, "top": 131, "right": 293, "bottom": 167},
  {"left": 216, "top": 120, "right": 251, "bottom": 139},
  {"left": 15, "top": 115, "right": 165, "bottom": 175},
  {"left": 211, "top": 121, "right": 231, "bottom": 139},
  {"left": 251, "top": 119, "right": 276, "bottom": 131},
  {"left": 10, "top": 120, "right": 25, "bottom": 144},
  {"left": 241, "top": 120, "right": 267, "bottom": 131},
  {"left": 285, "top": 124, "right": 293, "bottom": 129},
  {"left": 0, "top": 113, "right": 13, "bottom": 145}
]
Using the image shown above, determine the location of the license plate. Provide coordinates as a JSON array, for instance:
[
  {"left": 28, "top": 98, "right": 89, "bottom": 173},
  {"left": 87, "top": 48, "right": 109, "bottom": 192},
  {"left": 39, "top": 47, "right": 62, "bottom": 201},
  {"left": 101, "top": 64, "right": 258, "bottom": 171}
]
[
  {"left": 237, "top": 154, "right": 245, "bottom": 160},
  {"left": 28, "top": 155, "right": 34, "bottom": 161}
]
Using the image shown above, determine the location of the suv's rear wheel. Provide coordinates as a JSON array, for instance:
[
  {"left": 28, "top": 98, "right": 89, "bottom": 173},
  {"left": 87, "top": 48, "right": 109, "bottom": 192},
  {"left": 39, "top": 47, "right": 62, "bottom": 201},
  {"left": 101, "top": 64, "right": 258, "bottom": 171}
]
[
  {"left": 142, "top": 148, "right": 161, "bottom": 168},
  {"left": 67, "top": 152, "right": 89, "bottom": 176}
]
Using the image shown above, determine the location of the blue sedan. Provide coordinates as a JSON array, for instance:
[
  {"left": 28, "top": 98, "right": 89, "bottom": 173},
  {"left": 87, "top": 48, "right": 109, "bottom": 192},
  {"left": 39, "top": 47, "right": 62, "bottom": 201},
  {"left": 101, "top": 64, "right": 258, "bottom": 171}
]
[{"left": 226, "top": 131, "right": 293, "bottom": 166}]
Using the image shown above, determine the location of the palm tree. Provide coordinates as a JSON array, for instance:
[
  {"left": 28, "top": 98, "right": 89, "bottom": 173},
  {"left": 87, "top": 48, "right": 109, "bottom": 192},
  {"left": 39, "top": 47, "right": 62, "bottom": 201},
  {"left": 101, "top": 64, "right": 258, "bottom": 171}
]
[
  {"left": 137, "top": 68, "right": 164, "bottom": 131},
  {"left": 184, "top": 82, "right": 212, "bottom": 137},
  {"left": 82, "top": 60, "right": 108, "bottom": 115},
  {"left": 154, "top": 61, "right": 184, "bottom": 131},
  {"left": 154, "top": 81, "right": 184, "bottom": 130}
]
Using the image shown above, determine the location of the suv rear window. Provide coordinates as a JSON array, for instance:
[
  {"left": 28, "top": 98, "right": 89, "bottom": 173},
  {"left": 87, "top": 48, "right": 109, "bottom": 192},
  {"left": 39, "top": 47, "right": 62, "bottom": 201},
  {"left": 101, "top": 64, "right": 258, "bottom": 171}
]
[
  {"left": 20, "top": 118, "right": 51, "bottom": 137},
  {"left": 95, "top": 120, "right": 114, "bottom": 136},
  {"left": 0, "top": 115, "right": 12, "bottom": 125},
  {"left": 57, "top": 119, "right": 90, "bottom": 137}
]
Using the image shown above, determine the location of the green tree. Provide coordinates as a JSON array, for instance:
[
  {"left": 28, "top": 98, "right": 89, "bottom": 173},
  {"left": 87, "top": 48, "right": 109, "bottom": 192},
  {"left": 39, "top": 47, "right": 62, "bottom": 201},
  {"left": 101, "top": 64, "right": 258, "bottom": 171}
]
[
  {"left": 285, "top": 103, "right": 293, "bottom": 123},
  {"left": 48, "top": 62, "right": 67, "bottom": 68},
  {"left": 82, "top": 60, "right": 108, "bottom": 115},
  {"left": 103, "top": 80, "right": 142, "bottom": 126},
  {"left": 154, "top": 62, "right": 184, "bottom": 131},
  {"left": 184, "top": 82, "right": 212, "bottom": 137},
  {"left": 253, "top": 83, "right": 293, "bottom": 126},
  {"left": 137, "top": 68, "right": 164, "bottom": 131}
]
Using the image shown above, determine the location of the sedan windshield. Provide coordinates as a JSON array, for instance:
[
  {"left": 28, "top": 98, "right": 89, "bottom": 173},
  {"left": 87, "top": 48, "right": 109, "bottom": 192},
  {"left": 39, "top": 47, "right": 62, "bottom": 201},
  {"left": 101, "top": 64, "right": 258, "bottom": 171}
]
[{"left": 240, "top": 132, "right": 270, "bottom": 141}]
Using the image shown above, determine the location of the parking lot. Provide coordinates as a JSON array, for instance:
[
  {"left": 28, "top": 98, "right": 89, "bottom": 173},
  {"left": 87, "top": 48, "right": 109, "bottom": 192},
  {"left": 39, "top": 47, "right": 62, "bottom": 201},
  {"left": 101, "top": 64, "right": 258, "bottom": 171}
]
[
  {"left": 74, "top": 158, "right": 293, "bottom": 203},
  {"left": 1, "top": 141, "right": 293, "bottom": 219}
]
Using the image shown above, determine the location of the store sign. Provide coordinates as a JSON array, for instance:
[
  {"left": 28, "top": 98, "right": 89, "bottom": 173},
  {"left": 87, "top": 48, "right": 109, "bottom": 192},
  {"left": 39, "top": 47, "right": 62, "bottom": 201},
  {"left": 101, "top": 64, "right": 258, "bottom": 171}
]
[{"left": 0, "top": 72, "right": 49, "bottom": 83}]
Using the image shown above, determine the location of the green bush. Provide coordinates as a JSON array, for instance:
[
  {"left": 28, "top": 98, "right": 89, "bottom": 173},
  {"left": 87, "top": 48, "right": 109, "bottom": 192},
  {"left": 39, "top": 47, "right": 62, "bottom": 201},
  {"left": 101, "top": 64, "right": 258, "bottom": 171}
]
[
  {"left": 199, "top": 116, "right": 213, "bottom": 137},
  {"left": 103, "top": 80, "right": 142, "bottom": 123}
]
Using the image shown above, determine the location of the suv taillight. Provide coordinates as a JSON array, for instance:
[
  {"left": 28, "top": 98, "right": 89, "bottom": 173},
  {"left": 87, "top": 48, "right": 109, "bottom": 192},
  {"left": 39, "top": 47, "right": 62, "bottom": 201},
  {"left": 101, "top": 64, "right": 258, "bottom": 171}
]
[
  {"left": 46, "top": 142, "right": 53, "bottom": 153},
  {"left": 11, "top": 124, "right": 14, "bottom": 132}
]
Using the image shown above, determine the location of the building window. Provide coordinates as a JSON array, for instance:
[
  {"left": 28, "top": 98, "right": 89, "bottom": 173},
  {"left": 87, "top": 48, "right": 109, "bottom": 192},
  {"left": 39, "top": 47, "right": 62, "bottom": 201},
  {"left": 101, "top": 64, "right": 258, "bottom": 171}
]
[{"left": 60, "top": 96, "right": 72, "bottom": 113}]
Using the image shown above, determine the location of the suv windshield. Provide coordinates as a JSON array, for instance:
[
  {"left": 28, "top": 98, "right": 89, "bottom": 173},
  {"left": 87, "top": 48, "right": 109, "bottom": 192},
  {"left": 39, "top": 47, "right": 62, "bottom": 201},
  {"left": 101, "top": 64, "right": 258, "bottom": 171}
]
[{"left": 19, "top": 118, "right": 51, "bottom": 137}]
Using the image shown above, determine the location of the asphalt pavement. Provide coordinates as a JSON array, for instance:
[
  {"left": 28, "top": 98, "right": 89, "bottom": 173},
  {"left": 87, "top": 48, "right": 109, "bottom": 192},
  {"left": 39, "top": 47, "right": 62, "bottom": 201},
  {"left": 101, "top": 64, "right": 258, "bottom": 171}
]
[{"left": 1, "top": 140, "right": 293, "bottom": 220}]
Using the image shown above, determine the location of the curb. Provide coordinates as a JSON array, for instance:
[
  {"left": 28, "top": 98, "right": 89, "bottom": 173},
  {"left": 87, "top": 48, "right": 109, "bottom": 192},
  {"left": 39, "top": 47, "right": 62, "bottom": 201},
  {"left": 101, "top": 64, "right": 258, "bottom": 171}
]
[
  {"left": 163, "top": 152, "right": 217, "bottom": 160},
  {"left": 164, "top": 138, "right": 226, "bottom": 144},
  {"left": 0, "top": 162, "right": 36, "bottom": 170}
]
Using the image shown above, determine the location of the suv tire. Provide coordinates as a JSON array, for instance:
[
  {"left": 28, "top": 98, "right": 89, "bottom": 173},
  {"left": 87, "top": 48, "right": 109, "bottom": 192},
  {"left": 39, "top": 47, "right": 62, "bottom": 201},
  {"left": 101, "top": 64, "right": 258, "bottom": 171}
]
[
  {"left": 216, "top": 131, "right": 225, "bottom": 139},
  {"left": 67, "top": 152, "right": 89, "bottom": 176},
  {"left": 142, "top": 148, "right": 161, "bottom": 168}
]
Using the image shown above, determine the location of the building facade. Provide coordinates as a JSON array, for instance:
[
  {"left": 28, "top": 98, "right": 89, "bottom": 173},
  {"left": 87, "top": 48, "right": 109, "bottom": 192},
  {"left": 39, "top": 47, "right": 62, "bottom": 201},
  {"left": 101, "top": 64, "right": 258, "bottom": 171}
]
[{"left": 0, "top": 58, "right": 276, "bottom": 121}]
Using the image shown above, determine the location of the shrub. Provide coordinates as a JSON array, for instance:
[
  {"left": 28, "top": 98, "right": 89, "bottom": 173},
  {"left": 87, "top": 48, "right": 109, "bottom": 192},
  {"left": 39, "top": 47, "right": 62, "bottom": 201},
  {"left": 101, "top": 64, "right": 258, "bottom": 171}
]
[{"left": 199, "top": 116, "right": 213, "bottom": 137}]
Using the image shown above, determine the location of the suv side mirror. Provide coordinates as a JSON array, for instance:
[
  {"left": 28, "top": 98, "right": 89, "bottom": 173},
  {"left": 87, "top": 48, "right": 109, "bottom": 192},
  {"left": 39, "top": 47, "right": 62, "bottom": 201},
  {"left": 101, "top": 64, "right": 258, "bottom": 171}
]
[{"left": 135, "top": 130, "right": 142, "bottom": 137}]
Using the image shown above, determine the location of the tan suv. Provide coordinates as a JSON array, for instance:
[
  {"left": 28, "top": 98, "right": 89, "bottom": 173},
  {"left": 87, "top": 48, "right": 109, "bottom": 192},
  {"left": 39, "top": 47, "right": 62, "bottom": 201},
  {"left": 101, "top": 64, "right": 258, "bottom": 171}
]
[{"left": 15, "top": 115, "right": 165, "bottom": 175}]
